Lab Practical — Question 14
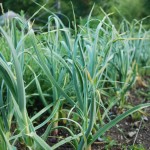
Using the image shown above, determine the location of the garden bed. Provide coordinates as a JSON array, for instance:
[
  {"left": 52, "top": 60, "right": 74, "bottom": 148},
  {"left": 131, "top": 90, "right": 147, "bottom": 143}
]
[
  {"left": 0, "top": 12, "right": 150, "bottom": 150},
  {"left": 21, "top": 76, "right": 149, "bottom": 150},
  {"left": 94, "top": 76, "right": 150, "bottom": 149}
]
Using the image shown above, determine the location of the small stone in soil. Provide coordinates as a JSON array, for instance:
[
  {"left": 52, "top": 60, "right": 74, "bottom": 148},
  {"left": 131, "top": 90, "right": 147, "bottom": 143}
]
[
  {"left": 142, "top": 116, "right": 148, "bottom": 121},
  {"left": 97, "top": 137, "right": 104, "bottom": 142},
  {"left": 128, "top": 131, "right": 136, "bottom": 138}
]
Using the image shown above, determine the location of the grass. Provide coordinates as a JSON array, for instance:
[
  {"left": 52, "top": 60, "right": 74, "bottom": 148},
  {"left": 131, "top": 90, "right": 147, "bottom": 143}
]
[{"left": 0, "top": 8, "right": 150, "bottom": 150}]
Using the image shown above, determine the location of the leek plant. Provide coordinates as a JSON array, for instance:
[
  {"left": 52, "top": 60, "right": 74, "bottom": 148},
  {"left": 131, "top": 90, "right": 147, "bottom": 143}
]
[
  {"left": 29, "top": 9, "right": 150, "bottom": 149},
  {"left": 107, "top": 19, "right": 150, "bottom": 107},
  {"left": 0, "top": 18, "right": 55, "bottom": 150},
  {"left": 0, "top": 21, "right": 34, "bottom": 148},
  {"left": 0, "top": 8, "right": 150, "bottom": 150}
]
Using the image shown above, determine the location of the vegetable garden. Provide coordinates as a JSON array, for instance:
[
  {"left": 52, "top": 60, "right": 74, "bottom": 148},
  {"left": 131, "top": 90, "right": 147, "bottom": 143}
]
[{"left": 0, "top": 8, "right": 150, "bottom": 150}]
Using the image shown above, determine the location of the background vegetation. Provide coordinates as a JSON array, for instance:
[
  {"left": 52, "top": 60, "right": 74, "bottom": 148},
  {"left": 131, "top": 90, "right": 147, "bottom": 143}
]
[{"left": 1, "top": 0, "right": 150, "bottom": 27}]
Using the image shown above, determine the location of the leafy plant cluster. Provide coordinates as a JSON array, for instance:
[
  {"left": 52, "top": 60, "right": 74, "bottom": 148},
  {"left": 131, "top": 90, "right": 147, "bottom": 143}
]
[
  {"left": 1, "top": 0, "right": 150, "bottom": 27},
  {"left": 0, "top": 8, "right": 150, "bottom": 150}
]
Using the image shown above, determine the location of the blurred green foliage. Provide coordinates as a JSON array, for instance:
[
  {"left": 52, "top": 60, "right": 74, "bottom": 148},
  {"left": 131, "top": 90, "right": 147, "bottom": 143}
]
[{"left": 1, "top": 0, "right": 150, "bottom": 27}]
